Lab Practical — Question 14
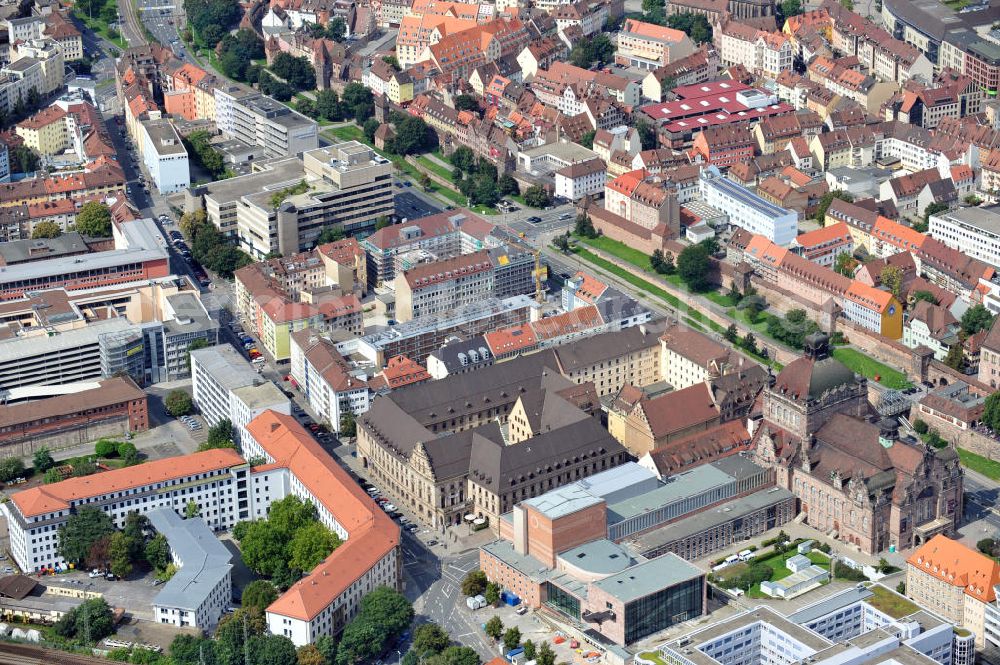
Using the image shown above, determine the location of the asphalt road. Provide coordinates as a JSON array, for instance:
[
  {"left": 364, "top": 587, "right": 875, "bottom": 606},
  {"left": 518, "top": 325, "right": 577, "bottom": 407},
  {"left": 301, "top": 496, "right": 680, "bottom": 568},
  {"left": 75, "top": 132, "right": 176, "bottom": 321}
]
[
  {"left": 963, "top": 471, "right": 1000, "bottom": 536},
  {"left": 396, "top": 188, "right": 445, "bottom": 221}
]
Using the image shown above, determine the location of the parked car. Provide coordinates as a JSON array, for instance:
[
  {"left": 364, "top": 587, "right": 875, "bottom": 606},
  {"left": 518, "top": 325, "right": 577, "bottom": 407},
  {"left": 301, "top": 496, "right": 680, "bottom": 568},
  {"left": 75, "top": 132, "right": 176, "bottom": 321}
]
[{"left": 527, "top": 216, "right": 542, "bottom": 223}]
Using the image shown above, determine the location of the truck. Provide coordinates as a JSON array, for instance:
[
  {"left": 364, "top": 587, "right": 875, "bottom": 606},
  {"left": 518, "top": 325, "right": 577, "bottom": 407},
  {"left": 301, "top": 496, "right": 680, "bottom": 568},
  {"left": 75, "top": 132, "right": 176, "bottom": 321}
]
[{"left": 466, "top": 595, "right": 487, "bottom": 610}]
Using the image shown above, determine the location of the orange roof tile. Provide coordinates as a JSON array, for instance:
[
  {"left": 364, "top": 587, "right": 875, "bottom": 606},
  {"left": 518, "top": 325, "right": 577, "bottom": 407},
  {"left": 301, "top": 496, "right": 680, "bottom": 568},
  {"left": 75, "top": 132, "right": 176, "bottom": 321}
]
[
  {"left": 11, "top": 449, "right": 244, "bottom": 518},
  {"left": 247, "top": 411, "right": 399, "bottom": 621},
  {"left": 795, "top": 222, "right": 851, "bottom": 249},
  {"left": 622, "top": 18, "right": 689, "bottom": 43},
  {"left": 872, "top": 216, "right": 927, "bottom": 253},
  {"left": 908, "top": 535, "right": 1000, "bottom": 604},
  {"left": 845, "top": 281, "right": 893, "bottom": 313},
  {"left": 485, "top": 323, "right": 538, "bottom": 354}
]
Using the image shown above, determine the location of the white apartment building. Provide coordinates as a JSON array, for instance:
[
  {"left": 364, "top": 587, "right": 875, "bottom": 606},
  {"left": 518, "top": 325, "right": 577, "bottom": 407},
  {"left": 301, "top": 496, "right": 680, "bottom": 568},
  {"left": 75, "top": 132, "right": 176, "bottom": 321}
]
[
  {"left": 140, "top": 119, "right": 190, "bottom": 194},
  {"left": 3, "top": 448, "right": 248, "bottom": 572},
  {"left": 929, "top": 207, "right": 1000, "bottom": 269},
  {"left": 289, "top": 329, "right": 371, "bottom": 434},
  {"left": 242, "top": 411, "right": 400, "bottom": 646},
  {"left": 700, "top": 165, "right": 798, "bottom": 246},
  {"left": 190, "top": 345, "right": 291, "bottom": 444},
  {"left": 659, "top": 323, "right": 730, "bottom": 391},
  {"left": 5, "top": 410, "right": 401, "bottom": 647},
  {"left": 148, "top": 508, "right": 232, "bottom": 630},
  {"left": 554, "top": 157, "right": 607, "bottom": 201}
]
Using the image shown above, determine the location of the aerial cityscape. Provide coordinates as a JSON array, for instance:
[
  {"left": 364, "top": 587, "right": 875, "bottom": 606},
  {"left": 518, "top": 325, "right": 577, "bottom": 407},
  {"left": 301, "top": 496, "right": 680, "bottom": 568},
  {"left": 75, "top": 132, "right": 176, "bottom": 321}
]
[{"left": 3, "top": 0, "right": 1000, "bottom": 662}]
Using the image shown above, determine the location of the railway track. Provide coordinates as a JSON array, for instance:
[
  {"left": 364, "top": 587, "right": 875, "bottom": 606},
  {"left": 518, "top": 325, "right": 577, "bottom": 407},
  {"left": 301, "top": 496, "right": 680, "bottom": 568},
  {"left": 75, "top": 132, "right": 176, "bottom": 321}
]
[{"left": 0, "top": 641, "right": 109, "bottom": 665}]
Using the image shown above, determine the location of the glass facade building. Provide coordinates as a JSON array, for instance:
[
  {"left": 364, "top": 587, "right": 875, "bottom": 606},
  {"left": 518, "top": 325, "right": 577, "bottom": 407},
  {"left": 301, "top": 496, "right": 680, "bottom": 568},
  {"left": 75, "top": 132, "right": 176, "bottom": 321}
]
[{"left": 623, "top": 576, "right": 704, "bottom": 644}]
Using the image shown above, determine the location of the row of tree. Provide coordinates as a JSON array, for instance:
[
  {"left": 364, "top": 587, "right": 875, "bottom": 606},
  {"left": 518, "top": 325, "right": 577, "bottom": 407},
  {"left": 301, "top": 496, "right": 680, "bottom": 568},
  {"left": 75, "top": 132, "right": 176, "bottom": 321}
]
[
  {"left": 185, "top": 131, "right": 231, "bottom": 181},
  {"left": 178, "top": 209, "right": 253, "bottom": 278},
  {"left": 296, "top": 84, "right": 375, "bottom": 125},
  {"left": 448, "top": 147, "right": 518, "bottom": 207},
  {"left": 233, "top": 495, "right": 342, "bottom": 589}
]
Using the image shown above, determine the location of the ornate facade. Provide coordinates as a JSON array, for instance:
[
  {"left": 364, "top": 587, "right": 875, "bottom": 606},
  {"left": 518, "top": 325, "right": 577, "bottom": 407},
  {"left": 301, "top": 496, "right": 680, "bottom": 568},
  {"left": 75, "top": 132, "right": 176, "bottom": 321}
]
[{"left": 750, "top": 334, "right": 963, "bottom": 555}]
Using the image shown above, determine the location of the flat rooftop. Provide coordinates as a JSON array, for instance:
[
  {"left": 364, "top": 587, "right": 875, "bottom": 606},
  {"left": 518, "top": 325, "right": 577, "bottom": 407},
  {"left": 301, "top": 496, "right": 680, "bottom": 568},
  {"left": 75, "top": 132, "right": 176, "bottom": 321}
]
[
  {"left": 142, "top": 120, "right": 187, "bottom": 157},
  {"left": 787, "top": 585, "right": 874, "bottom": 624},
  {"left": 232, "top": 382, "right": 289, "bottom": 410},
  {"left": 522, "top": 483, "right": 604, "bottom": 520},
  {"left": 933, "top": 206, "right": 1000, "bottom": 235},
  {"left": 590, "top": 553, "right": 703, "bottom": 603},
  {"left": 199, "top": 157, "right": 305, "bottom": 205},
  {"left": 625, "top": 487, "right": 795, "bottom": 555},
  {"left": 606, "top": 462, "right": 739, "bottom": 525},
  {"left": 191, "top": 344, "right": 269, "bottom": 392},
  {"left": 0, "top": 316, "right": 136, "bottom": 364},
  {"left": 557, "top": 539, "right": 634, "bottom": 576},
  {"left": 521, "top": 141, "right": 599, "bottom": 165}
]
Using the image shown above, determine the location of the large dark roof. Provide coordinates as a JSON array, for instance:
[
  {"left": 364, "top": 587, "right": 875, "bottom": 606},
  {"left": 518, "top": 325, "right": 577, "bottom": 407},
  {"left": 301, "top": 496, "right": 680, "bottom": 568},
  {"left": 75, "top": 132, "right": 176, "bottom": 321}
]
[{"left": 773, "top": 355, "right": 857, "bottom": 401}]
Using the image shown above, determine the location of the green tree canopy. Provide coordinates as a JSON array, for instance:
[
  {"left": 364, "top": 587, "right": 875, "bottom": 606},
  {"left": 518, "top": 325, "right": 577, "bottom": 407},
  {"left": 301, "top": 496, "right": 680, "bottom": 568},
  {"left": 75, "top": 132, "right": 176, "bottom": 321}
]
[
  {"left": 413, "top": 622, "right": 451, "bottom": 655},
  {"left": 813, "top": 190, "right": 854, "bottom": 223},
  {"left": 484, "top": 615, "right": 504, "bottom": 640},
  {"left": 215, "top": 607, "right": 266, "bottom": 665},
  {"left": 289, "top": 522, "right": 342, "bottom": 571},
  {"left": 677, "top": 243, "right": 713, "bottom": 292},
  {"left": 203, "top": 419, "right": 235, "bottom": 450},
  {"left": 962, "top": 304, "right": 995, "bottom": 336},
  {"left": 58, "top": 507, "right": 116, "bottom": 564},
  {"left": 666, "top": 12, "right": 712, "bottom": 43},
  {"left": 31, "top": 221, "right": 62, "bottom": 238},
  {"left": 170, "top": 634, "right": 218, "bottom": 665},
  {"left": 145, "top": 533, "right": 171, "bottom": 571},
  {"left": 461, "top": 569, "right": 487, "bottom": 596},
  {"left": 524, "top": 185, "right": 550, "bottom": 208},
  {"left": 165, "top": 389, "right": 193, "bottom": 416},
  {"left": 75, "top": 202, "right": 112, "bottom": 237},
  {"left": 32, "top": 447, "right": 55, "bottom": 472},
  {"left": 0, "top": 456, "right": 24, "bottom": 482},
  {"left": 242, "top": 580, "right": 279, "bottom": 612},
  {"left": 54, "top": 597, "right": 115, "bottom": 642}
]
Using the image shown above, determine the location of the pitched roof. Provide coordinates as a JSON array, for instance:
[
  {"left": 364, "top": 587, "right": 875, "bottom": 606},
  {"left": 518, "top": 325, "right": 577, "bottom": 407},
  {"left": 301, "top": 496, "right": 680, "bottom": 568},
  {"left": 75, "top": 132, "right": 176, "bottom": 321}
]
[
  {"left": 248, "top": 412, "right": 400, "bottom": 621},
  {"left": 908, "top": 535, "right": 1000, "bottom": 604},
  {"left": 622, "top": 18, "right": 689, "bottom": 43},
  {"left": 637, "top": 382, "right": 720, "bottom": 439},
  {"left": 660, "top": 323, "right": 729, "bottom": 367},
  {"left": 11, "top": 449, "right": 244, "bottom": 518}
]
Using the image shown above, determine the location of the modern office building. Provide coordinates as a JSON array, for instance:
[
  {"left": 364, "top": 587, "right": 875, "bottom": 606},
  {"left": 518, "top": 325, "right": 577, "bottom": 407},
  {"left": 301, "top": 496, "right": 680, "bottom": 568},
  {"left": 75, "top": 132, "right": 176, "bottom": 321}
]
[
  {"left": 140, "top": 119, "right": 190, "bottom": 194},
  {"left": 214, "top": 85, "right": 318, "bottom": 158},
  {"left": 699, "top": 165, "right": 797, "bottom": 246},
  {"left": 190, "top": 345, "right": 291, "bottom": 443},
  {"left": 148, "top": 508, "right": 233, "bottom": 630},
  {"left": 929, "top": 207, "right": 1000, "bottom": 269}
]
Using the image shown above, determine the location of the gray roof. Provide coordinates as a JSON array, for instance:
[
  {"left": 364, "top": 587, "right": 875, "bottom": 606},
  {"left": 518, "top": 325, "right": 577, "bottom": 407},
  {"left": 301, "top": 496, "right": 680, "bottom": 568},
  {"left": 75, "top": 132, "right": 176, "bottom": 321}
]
[
  {"left": 932, "top": 205, "right": 1000, "bottom": 235},
  {"left": 787, "top": 585, "right": 875, "bottom": 625},
  {"left": 198, "top": 157, "right": 305, "bottom": 205},
  {"left": 626, "top": 486, "right": 795, "bottom": 554},
  {"left": 163, "top": 292, "right": 218, "bottom": 336},
  {"left": 552, "top": 322, "right": 663, "bottom": 371},
  {"left": 0, "top": 232, "right": 90, "bottom": 264},
  {"left": 556, "top": 539, "right": 634, "bottom": 576},
  {"left": 426, "top": 335, "right": 493, "bottom": 373},
  {"left": 0, "top": 317, "right": 137, "bottom": 365},
  {"left": 147, "top": 509, "right": 232, "bottom": 615},
  {"left": 191, "top": 345, "right": 267, "bottom": 392},
  {"left": 141, "top": 120, "right": 188, "bottom": 157},
  {"left": 590, "top": 553, "right": 703, "bottom": 603}
]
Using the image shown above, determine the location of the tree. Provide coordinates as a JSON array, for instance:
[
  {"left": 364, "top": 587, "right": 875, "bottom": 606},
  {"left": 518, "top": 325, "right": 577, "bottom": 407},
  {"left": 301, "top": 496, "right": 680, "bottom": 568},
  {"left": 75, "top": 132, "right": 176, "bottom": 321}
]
[
  {"left": 315, "top": 636, "right": 336, "bottom": 665},
  {"left": 523, "top": 640, "right": 536, "bottom": 661},
  {"left": 536, "top": 642, "right": 556, "bottom": 665},
  {"left": 524, "top": 185, "right": 550, "bottom": 208},
  {"left": 913, "top": 418, "right": 929, "bottom": 434},
  {"left": 485, "top": 581, "right": 501, "bottom": 606},
  {"left": 579, "top": 130, "right": 596, "bottom": 149},
  {"left": 317, "top": 226, "right": 345, "bottom": 245},
  {"left": 725, "top": 324, "right": 738, "bottom": 343},
  {"left": 393, "top": 116, "right": 434, "bottom": 155},
  {"left": 54, "top": 597, "right": 115, "bottom": 642},
  {"left": 243, "top": 580, "right": 280, "bottom": 612},
  {"left": 118, "top": 442, "right": 138, "bottom": 465},
  {"left": 666, "top": 12, "right": 712, "bottom": 44},
  {"left": 382, "top": 54, "right": 401, "bottom": 70},
  {"left": 315, "top": 90, "right": 343, "bottom": 122},
  {"left": 912, "top": 290, "right": 938, "bottom": 305},
  {"left": 484, "top": 615, "right": 504, "bottom": 641},
  {"left": 896, "top": 581, "right": 906, "bottom": 595},
  {"left": 270, "top": 53, "right": 316, "bottom": 91},
  {"left": 170, "top": 634, "right": 218, "bottom": 665},
  {"left": 339, "top": 412, "right": 357, "bottom": 437},
  {"left": 834, "top": 252, "right": 858, "bottom": 277},
  {"left": 10, "top": 145, "right": 39, "bottom": 174},
  {"left": 0, "top": 456, "right": 24, "bottom": 482},
  {"left": 289, "top": 522, "right": 342, "bottom": 571},
  {"left": 553, "top": 234, "right": 570, "bottom": 252},
  {"left": 650, "top": 248, "right": 665, "bottom": 272},
  {"left": 32, "top": 221, "right": 62, "bottom": 238},
  {"left": 363, "top": 118, "right": 381, "bottom": 144},
  {"left": 814, "top": 191, "right": 855, "bottom": 224},
  {"left": 636, "top": 118, "right": 657, "bottom": 150},
  {"left": 44, "top": 467, "right": 62, "bottom": 484},
  {"left": 677, "top": 243, "right": 713, "bottom": 292},
  {"left": 204, "top": 419, "right": 235, "bottom": 450},
  {"left": 962, "top": 304, "right": 995, "bottom": 336},
  {"left": 923, "top": 201, "right": 949, "bottom": 225},
  {"left": 95, "top": 439, "right": 118, "bottom": 458},
  {"left": 498, "top": 174, "right": 518, "bottom": 197},
  {"left": 185, "top": 499, "right": 201, "bottom": 519},
  {"left": 165, "top": 389, "right": 193, "bottom": 416},
  {"left": 462, "top": 569, "right": 487, "bottom": 596},
  {"left": 450, "top": 146, "right": 476, "bottom": 172},
  {"left": 983, "top": 392, "right": 1000, "bottom": 431},
  {"left": 75, "top": 202, "right": 113, "bottom": 237},
  {"left": 336, "top": 587, "right": 414, "bottom": 665},
  {"left": 33, "top": 447, "right": 54, "bottom": 472},
  {"left": 109, "top": 531, "right": 133, "bottom": 579},
  {"left": 430, "top": 647, "right": 479, "bottom": 665},
  {"left": 743, "top": 332, "right": 757, "bottom": 355},
  {"left": 945, "top": 343, "right": 965, "bottom": 370},
  {"left": 880, "top": 265, "right": 903, "bottom": 300},
  {"left": 455, "top": 94, "right": 479, "bottom": 113},
  {"left": 502, "top": 628, "right": 522, "bottom": 653},
  {"left": 979, "top": 538, "right": 996, "bottom": 556},
  {"left": 780, "top": 0, "right": 802, "bottom": 15},
  {"left": 342, "top": 83, "right": 374, "bottom": 114},
  {"left": 145, "top": 533, "right": 170, "bottom": 571},
  {"left": 298, "top": 644, "right": 327, "bottom": 665},
  {"left": 413, "top": 623, "right": 451, "bottom": 655},
  {"left": 215, "top": 607, "right": 267, "bottom": 665}
]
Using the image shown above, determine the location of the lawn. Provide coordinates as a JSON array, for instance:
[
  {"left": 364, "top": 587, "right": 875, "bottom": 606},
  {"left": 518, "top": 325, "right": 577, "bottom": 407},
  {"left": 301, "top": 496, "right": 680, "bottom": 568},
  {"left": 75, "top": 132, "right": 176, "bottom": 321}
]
[
  {"left": 957, "top": 448, "right": 1000, "bottom": 481},
  {"left": 746, "top": 549, "right": 830, "bottom": 598},
  {"left": 866, "top": 584, "right": 919, "bottom": 619},
  {"left": 577, "top": 234, "right": 652, "bottom": 271},
  {"left": 830, "top": 348, "right": 913, "bottom": 390},
  {"left": 327, "top": 125, "right": 365, "bottom": 142},
  {"left": 637, "top": 652, "right": 668, "bottom": 665},
  {"left": 73, "top": 10, "right": 127, "bottom": 49},
  {"left": 415, "top": 154, "right": 454, "bottom": 181}
]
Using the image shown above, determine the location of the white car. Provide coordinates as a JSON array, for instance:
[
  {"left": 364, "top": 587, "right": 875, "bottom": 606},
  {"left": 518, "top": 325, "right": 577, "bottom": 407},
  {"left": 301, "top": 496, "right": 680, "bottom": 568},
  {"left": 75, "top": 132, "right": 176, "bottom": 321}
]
[{"left": 383, "top": 503, "right": 397, "bottom": 512}]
